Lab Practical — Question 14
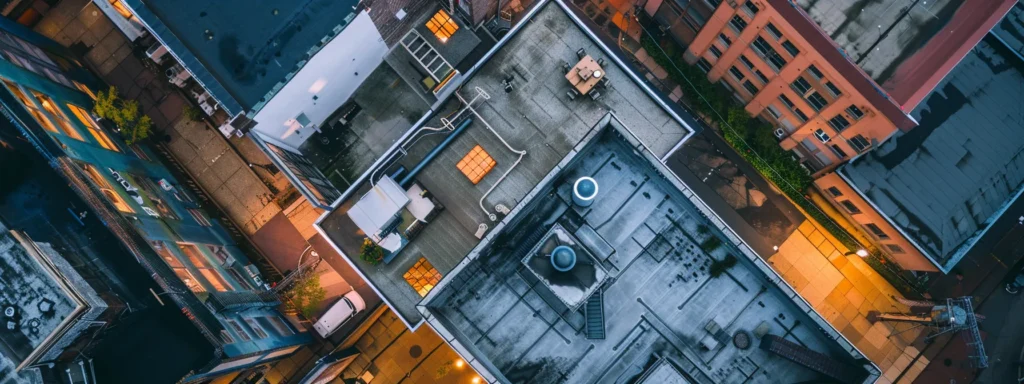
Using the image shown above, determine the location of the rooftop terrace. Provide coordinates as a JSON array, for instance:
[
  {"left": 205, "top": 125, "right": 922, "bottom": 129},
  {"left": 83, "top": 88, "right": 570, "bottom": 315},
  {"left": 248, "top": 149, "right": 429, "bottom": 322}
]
[
  {"left": 840, "top": 34, "right": 1024, "bottom": 271},
  {"left": 318, "top": 1, "right": 692, "bottom": 325},
  {"left": 419, "top": 111, "right": 875, "bottom": 384}
]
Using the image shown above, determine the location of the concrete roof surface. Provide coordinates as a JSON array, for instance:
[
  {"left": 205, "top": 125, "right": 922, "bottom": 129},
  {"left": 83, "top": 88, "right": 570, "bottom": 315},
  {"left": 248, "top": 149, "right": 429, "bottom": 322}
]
[
  {"left": 0, "top": 228, "right": 76, "bottom": 365},
  {"left": 841, "top": 35, "right": 1024, "bottom": 270},
  {"left": 422, "top": 120, "right": 870, "bottom": 384},
  {"left": 318, "top": 0, "right": 691, "bottom": 325}
]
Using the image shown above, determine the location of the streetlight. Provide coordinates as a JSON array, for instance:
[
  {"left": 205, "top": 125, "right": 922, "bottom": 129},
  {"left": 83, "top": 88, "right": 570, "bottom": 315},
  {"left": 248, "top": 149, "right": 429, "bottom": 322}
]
[{"left": 845, "top": 249, "right": 869, "bottom": 257}]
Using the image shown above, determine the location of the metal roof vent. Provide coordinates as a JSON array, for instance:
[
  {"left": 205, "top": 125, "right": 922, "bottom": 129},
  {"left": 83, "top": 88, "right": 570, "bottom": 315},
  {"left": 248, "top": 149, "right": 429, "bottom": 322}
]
[
  {"left": 573, "top": 177, "right": 598, "bottom": 207},
  {"left": 550, "top": 245, "right": 576, "bottom": 272}
]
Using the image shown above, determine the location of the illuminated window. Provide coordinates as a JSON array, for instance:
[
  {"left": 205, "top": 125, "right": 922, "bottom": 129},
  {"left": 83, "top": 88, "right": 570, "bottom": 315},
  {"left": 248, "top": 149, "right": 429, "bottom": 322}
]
[
  {"left": 31, "top": 91, "right": 85, "bottom": 141},
  {"left": 456, "top": 145, "right": 496, "bottom": 184},
  {"left": 404, "top": 257, "right": 441, "bottom": 297},
  {"left": 178, "top": 243, "right": 232, "bottom": 292},
  {"left": 109, "top": 0, "right": 133, "bottom": 18},
  {"left": 73, "top": 81, "right": 97, "bottom": 100},
  {"left": 151, "top": 241, "right": 206, "bottom": 293},
  {"left": 67, "top": 103, "right": 119, "bottom": 152},
  {"left": 425, "top": 10, "right": 458, "bottom": 42},
  {"left": 3, "top": 80, "right": 57, "bottom": 134},
  {"left": 81, "top": 163, "right": 135, "bottom": 213}
]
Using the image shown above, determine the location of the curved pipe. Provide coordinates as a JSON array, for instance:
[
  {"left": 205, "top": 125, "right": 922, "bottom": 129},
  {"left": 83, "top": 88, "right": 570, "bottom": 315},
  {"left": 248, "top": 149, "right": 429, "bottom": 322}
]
[
  {"left": 455, "top": 87, "right": 527, "bottom": 221},
  {"left": 398, "top": 117, "right": 474, "bottom": 188}
]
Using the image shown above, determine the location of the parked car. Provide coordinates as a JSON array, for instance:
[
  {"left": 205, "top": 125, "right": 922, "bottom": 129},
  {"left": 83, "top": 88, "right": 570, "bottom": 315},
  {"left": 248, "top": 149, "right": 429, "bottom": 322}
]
[
  {"left": 1006, "top": 269, "right": 1024, "bottom": 294},
  {"left": 313, "top": 290, "right": 366, "bottom": 338}
]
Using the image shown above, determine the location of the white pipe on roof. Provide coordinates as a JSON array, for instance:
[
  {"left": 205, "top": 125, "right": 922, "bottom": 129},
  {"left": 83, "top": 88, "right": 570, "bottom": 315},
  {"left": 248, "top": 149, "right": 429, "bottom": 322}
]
[{"left": 455, "top": 87, "right": 527, "bottom": 221}]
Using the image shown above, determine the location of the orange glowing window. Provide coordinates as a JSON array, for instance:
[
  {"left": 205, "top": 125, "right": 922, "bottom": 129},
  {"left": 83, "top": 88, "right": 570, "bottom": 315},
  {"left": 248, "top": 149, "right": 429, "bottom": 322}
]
[
  {"left": 404, "top": 257, "right": 441, "bottom": 297},
  {"left": 456, "top": 145, "right": 496, "bottom": 184},
  {"left": 425, "top": 9, "right": 458, "bottom": 42}
]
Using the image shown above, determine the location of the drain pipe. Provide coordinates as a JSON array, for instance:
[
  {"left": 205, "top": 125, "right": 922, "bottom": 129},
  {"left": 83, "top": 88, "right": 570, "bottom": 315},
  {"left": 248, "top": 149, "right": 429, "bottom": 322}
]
[
  {"left": 398, "top": 117, "right": 474, "bottom": 188},
  {"left": 370, "top": 92, "right": 485, "bottom": 186},
  {"left": 455, "top": 87, "right": 527, "bottom": 221}
]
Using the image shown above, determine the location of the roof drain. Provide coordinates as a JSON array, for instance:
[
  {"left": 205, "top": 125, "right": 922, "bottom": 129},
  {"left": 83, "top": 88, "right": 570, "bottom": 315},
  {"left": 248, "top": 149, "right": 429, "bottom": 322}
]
[{"left": 455, "top": 87, "right": 527, "bottom": 221}]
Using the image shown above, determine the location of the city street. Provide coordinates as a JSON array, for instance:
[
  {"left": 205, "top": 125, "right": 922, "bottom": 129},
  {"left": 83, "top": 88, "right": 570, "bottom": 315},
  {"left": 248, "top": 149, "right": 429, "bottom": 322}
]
[{"left": 0, "top": 129, "right": 213, "bottom": 383}]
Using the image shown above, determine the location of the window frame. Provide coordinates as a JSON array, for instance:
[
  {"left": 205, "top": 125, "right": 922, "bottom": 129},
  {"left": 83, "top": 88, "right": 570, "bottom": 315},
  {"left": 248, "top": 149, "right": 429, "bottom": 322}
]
[
  {"left": 729, "top": 15, "right": 748, "bottom": 33},
  {"left": 729, "top": 66, "right": 745, "bottom": 81},
  {"left": 826, "top": 186, "right": 843, "bottom": 197},
  {"left": 824, "top": 81, "right": 843, "bottom": 98},
  {"left": 67, "top": 103, "right": 120, "bottom": 152},
  {"left": 839, "top": 200, "right": 862, "bottom": 214},
  {"left": 848, "top": 135, "right": 871, "bottom": 152},
  {"left": 708, "top": 44, "right": 723, "bottom": 58},
  {"left": 805, "top": 91, "right": 829, "bottom": 112},
  {"left": 813, "top": 128, "right": 831, "bottom": 143},
  {"left": 846, "top": 105, "right": 865, "bottom": 120},
  {"left": 781, "top": 40, "right": 800, "bottom": 57},
  {"left": 865, "top": 223, "right": 890, "bottom": 240},
  {"left": 765, "top": 22, "right": 783, "bottom": 40},
  {"left": 827, "top": 114, "right": 851, "bottom": 132},
  {"left": 742, "top": 80, "right": 759, "bottom": 95}
]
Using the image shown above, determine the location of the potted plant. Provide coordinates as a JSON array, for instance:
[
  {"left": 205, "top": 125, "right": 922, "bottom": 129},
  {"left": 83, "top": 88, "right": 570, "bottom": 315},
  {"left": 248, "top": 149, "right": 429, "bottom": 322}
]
[
  {"left": 360, "top": 238, "right": 384, "bottom": 265},
  {"left": 93, "top": 86, "right": 153, "bottom": 145}
]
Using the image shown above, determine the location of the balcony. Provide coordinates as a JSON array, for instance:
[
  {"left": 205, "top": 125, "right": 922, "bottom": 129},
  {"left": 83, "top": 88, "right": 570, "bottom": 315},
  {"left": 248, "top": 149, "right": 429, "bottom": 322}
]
[{"left": 205, "top": 290, "right": 281, "bottom": 313}]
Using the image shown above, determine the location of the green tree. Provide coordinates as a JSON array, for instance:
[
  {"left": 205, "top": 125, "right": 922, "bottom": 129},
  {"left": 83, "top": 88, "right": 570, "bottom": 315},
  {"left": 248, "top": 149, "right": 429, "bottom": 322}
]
[
  {"left": 287, "top": 273, "right": 327, "bottom": 319},
  {"left": 94, "top": 86, "right": 153, "bottom": 144}
]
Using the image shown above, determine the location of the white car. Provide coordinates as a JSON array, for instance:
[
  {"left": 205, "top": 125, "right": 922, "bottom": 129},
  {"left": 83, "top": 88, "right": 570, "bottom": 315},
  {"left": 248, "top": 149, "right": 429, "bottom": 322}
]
[{"left": 313, "top": 290, "right": 366, "bottom": 338}]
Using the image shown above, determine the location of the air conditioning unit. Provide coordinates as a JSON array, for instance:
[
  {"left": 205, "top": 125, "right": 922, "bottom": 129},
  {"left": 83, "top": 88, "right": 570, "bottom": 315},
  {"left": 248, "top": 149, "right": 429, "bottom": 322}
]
[
  {"left": 773, "top": 128, "right": 785, "bottom": 138},
  {"left": 165, "top": 64, "right": 191, "bottom": 88}
]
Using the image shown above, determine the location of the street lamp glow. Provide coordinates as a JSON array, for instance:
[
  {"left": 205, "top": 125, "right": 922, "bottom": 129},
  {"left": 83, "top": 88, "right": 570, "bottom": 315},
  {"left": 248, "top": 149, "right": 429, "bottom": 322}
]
[
  {"left": 472, "top": 378, "right": 481, "bottom": 384},
  {"left": 455, "top": 359, "right": 464, "bottom": 368},
  {"left": 855, "top": 249, "right": 869, "bottom": 257}
]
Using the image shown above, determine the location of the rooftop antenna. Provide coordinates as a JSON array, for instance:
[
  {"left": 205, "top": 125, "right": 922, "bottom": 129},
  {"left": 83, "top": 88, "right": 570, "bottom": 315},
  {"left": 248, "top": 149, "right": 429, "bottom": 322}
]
[{"left": 869, "top": 296, "right": 987, "bottom": 368}]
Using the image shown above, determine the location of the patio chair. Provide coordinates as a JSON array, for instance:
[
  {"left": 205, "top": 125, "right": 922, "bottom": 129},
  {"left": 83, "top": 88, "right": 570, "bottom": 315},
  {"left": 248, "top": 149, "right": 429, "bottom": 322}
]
[
  {"left": 590, "top": 90, "right": 602, "bottom": 101},
  {"left": 576, "top": 48, "right": 586, "bottom": 59},
  {"left": 598, "top": 77, "right": 610, "bottom": 88},
  {"left": 598, "top": 58, "right": 606, "bottom": 67},
  {"left": 567, "top": 89, "right": 579, "bottom": 100},
  {"left": 561, "top": 61, "right": 571, "bottom": 73}
]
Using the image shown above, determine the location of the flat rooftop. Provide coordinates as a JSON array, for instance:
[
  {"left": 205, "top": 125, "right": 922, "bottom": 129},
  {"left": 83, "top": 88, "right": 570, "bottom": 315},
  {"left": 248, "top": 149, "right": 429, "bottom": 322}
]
[
  {"left": 840, "top": 34, "right": 1024, "bottom": 271},
  {"left": 318, "top": 1, "right": 691, "bottom": 325},
  {"left": 795, "top": 0, "right": 962, "bottom": 84},
  {"left": 127, "top": 0, "right": 359, "bottom": 113},
  {"left": 420, "top": 113, "right": 874, "bottom": 383},
  {"left": 0, "top": 227, "right": 77, "bottom": 367}
]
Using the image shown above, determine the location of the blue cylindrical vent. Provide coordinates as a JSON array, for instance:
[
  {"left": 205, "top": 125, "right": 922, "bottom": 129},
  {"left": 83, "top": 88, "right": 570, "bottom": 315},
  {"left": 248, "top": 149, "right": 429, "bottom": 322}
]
[
  {"left": 573, "top": 177, "right": 598, "bottom": 207},
  {"left": 550, "top": 245, "right": 577, "bottom": 272}
]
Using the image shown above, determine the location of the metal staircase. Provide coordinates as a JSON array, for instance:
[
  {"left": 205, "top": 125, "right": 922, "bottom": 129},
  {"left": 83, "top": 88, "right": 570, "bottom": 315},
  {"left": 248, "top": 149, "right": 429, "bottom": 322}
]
[
  {"left": 584, "top": 289, "right": 605, "bottom": 339},
  {"left": 400, "top": 31, "right": 454, "bottom": 83}
]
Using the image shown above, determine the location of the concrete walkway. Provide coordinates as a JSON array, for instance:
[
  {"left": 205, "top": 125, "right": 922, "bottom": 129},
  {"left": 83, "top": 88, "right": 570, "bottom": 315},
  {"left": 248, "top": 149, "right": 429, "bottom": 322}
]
[{"left": 770, "top": 221, "right": 927, "bottom": 383}]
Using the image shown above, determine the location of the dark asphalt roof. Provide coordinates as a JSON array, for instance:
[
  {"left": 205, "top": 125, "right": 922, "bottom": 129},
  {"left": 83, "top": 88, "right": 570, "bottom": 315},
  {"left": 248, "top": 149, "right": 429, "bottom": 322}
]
[
  {"left": 840, "top": 35, "right": 1024, "bottom": 271},
  {"left": 126, "top": 0, "right": 360, "bottom": 114},
  {"left": 993, "top": 2, "right": 1024, "bottom": 57}
]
